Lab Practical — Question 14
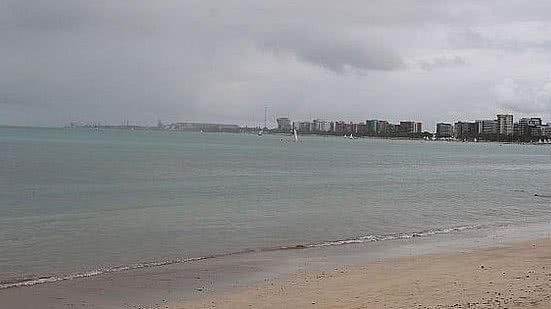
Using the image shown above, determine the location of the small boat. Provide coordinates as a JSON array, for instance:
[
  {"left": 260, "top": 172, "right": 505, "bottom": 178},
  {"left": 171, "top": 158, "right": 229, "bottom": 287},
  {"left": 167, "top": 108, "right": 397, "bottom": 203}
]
[
  {"left": 258, "top": 129, "right": 263, "bottom": 136},
  {"left": 293, "top": 128, "right": 299, "bottom": 142}
]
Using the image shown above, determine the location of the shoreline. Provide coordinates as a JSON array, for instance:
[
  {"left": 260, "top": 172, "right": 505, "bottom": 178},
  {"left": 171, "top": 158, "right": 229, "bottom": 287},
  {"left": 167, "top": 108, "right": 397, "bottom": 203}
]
[
  {"left": 2, "top": 222, "right": 551, "bottom": 308},
  {"left": 183, "top": 237, "right": 551, "bottom": 309},
  {"left": 0, "top": 224, "right": 485, "bottom": 291},
  {"left": 7, "top": 126, "right": 550, "bottom": 146}
]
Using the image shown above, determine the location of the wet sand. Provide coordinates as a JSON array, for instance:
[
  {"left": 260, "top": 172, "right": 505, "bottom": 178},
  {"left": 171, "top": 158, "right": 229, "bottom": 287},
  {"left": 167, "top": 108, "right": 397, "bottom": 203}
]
[
  {"left": 2, "top": 224, "right": 551, "bottom": 309},
  {"left": 183, "top": 238, "right": 551, "bottom": 309}
]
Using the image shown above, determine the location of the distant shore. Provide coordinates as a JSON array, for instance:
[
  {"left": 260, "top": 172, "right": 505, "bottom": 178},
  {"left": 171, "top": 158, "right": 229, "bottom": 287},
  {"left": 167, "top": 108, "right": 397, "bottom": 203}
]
[
  {"left": 183, "top": 238, "right": 551, "bottom": 309},
  {"left": 60, "top": 126, "right": 551, "bottom": 145}
]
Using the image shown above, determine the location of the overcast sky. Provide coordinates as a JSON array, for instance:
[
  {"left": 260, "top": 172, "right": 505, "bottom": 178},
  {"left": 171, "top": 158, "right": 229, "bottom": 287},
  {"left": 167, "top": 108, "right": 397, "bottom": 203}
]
[{"left": 3, "top": 1, "right": 551, "bottom": 129}]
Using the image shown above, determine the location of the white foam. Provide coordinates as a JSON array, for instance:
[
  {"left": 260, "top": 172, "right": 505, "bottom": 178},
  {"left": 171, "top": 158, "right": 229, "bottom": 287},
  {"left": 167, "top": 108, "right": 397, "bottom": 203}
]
[
  {"left": 309, "top": 224, "right": 482, "bottom": 248},
  {"left": 0, "top": 224, "right": 483, "bottom": 290}
]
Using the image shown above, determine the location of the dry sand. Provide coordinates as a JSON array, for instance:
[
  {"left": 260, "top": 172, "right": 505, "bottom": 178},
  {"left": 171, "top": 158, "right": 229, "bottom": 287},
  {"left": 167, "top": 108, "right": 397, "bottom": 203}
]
[{"left": 181, "top": 238, "right": 551, "bottom": 309}]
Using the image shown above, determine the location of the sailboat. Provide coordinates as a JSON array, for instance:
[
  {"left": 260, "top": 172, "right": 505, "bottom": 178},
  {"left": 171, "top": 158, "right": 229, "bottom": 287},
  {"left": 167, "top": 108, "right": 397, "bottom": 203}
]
[{"left": 293, "top": 128, "right": 299, "bottom": 142}]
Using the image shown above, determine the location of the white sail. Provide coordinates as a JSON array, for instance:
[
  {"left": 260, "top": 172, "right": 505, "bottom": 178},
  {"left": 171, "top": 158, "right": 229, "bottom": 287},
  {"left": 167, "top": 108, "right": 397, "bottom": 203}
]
[{"left": 293, "top": 128, "right": 299, "bottom": 142}]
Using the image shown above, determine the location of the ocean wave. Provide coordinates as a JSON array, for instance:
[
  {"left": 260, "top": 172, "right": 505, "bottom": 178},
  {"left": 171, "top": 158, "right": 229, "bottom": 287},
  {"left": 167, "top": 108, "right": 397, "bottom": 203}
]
[
  {"left": 0, "top": 224, "right": 482, "bottom": 290},
  {"left": 308, "top": 224, "right": 481, "bottom": 248}
]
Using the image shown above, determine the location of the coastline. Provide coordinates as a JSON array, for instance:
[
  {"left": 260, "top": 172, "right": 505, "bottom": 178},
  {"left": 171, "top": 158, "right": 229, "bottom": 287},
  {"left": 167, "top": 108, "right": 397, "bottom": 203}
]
[
  {"left": 2, "top": 222, "right": 551, "bottom": 309},
  {"left": 16, "top": 126, "right": 551, "bottom": 146},
  {"left": 183, "top": 237, "right": 551, "bottom": 309}
]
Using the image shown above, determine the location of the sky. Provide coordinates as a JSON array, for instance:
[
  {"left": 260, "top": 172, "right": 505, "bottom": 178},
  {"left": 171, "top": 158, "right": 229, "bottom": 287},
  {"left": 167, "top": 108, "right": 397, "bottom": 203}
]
[{"left": 3, "top": 1, "right": 551, "bottom": 130}]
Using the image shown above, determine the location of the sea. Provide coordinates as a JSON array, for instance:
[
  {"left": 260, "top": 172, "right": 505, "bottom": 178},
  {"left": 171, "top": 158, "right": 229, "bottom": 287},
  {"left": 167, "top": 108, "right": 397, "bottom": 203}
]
[{"left": 1, "top": 126, "right": 551, "bottom": 289}]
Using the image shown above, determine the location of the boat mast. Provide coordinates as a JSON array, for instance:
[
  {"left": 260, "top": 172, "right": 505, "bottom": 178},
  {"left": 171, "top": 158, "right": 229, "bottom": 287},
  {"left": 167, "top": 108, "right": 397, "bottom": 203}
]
[{"left": 264, "top": 106, "right": 267, "bottom": 129}]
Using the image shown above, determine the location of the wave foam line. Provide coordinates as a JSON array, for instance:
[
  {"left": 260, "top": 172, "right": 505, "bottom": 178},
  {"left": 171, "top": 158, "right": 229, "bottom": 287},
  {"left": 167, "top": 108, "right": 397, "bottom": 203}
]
[
  {"left": 307, "top": 224, "right": 482, "bottom": 248},
  {"left": 0, "top": 224, "right": 482, "bottom": 290},
  {"left": 0, "top": 256, "right": 211, "bottom": 290}
]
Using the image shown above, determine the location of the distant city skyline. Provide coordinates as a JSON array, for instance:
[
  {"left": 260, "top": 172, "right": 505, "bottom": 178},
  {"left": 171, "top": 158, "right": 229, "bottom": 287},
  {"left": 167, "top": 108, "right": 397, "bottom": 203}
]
[
  {"left": 273, "top": 112, "right": 551, "bottom": 142},
  {"left": 41, "top": 107, "right": 517, "bottom": 127},
  {"left": 58, "top": 110, "right": 547, "bottom": 133}
]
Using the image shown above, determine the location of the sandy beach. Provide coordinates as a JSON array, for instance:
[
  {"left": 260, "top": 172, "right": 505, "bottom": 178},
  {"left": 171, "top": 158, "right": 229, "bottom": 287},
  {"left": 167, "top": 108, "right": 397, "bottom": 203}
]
[
  {"left": 182, "top": 238, "right": 551, "bottom": 309},
  {"left": 3, "top": 225, "right": 551, "bottom": 309}
]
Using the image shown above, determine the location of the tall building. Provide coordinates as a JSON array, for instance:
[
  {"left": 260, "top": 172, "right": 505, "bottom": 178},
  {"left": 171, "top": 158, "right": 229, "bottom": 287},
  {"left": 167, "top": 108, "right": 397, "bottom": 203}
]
[
  {"left": 346, "top": 122, "right": 355, "bottom": 134},
  {"left": 530, "top": 117, "right": 542, "bottom": 126},
  {"left": 333, "top": 121, "right": 346, "bottom": 133},
  {"left": 276, "top": 117, "right": 292, "bottom": 132},
  {"left": 474, "top": 120, "right": 497, "bottom": 136},
  {"left": 333, "top": 121, "right": 355, "bottom": 134},
  {"left": 454, "top": 121, "right": 477, "bottom": 140},
  {"left": 398, "top": 121, "right": 422, "bottom": 135},
  {"left": 366, "top": 119, "right": 391, "bottom": 135},
  {"left": 497, "top": 114, "right": 513, "bottom": 136},
  {"left": 541, "top": 125, "right": 551, "bottom": 138},
  {"left": 294, "top": 121, "right": 312, "bottom": 133},
  {"left": 366, "top": 120, "right": 392, "bottom": 135},
  {"left": 436, "top": 123, "right": 453, "bottom": 138},
  {"left": 386, "top": 123, "right": 400, "bottom": 135},
  {"left": 378, "top": 121, "right": 389, "bottom": 135},
  {"left": 366, "top": 120, "right": 380, "bottom": 135},
  {"left": 313, "top": 119, "right": 320, "bottom": 132},
  {"left": 518, "top": 117, "right": 542, "bottom": 137},
  {"left": 479, "top": 120, "right": 497, "bottom": 135},
  {"left": 414, "top": 122, "right": 422, "bottom": 134},
  {"left": 312, "top": 119, "right": 331, "bottom": 132},
  {"left": 475, "top": 120, "right": 483, "bottom": 136},
  {"left": 399, "top": 121, "right": 415, "bottom": 134},
  {"left": 356, "top": 123, "right": 368, "bottom": 135}
]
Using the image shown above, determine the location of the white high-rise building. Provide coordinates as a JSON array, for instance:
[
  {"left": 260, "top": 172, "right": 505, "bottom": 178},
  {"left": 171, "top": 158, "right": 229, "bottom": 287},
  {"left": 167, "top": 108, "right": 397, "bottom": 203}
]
[{"left": 497, "top": 114, "right": 513, "bottom": 136}]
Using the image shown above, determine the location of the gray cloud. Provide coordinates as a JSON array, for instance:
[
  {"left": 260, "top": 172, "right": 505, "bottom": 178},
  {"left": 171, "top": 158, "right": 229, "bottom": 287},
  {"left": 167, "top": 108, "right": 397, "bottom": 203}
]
[
  {"left": 257, "top": 29, "right": 404, "bottom": 73},
  {"left": 3, "top": 0, "right": 551, "bottom": 128},
  {"left": 492, "top": 79, "right": 551, "bottom": 114},
  {"left": 419, "top": 56, "right": 467, "bottom": 71}
]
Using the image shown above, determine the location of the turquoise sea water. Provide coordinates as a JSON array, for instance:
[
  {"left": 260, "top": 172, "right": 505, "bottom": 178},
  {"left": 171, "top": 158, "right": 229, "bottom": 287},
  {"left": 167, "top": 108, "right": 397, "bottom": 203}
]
[{"left": 1, "top": 127, "right": 551, "bottom": 287}]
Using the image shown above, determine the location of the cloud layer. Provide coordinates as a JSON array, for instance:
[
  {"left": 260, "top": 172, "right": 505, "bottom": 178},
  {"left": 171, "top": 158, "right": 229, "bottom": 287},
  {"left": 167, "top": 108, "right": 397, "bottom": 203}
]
[
  {"left": 258, "top": 29, "right": 403, "bottom": 73},
  {"left": 3, "top": 0, "right": 551, "bottom": 128}
]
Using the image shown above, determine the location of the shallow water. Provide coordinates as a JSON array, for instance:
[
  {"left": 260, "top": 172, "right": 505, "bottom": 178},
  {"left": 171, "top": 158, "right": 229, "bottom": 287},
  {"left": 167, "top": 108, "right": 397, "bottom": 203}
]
[{"left": 1, "top": 127, "right": 551, "bottom": 286}]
